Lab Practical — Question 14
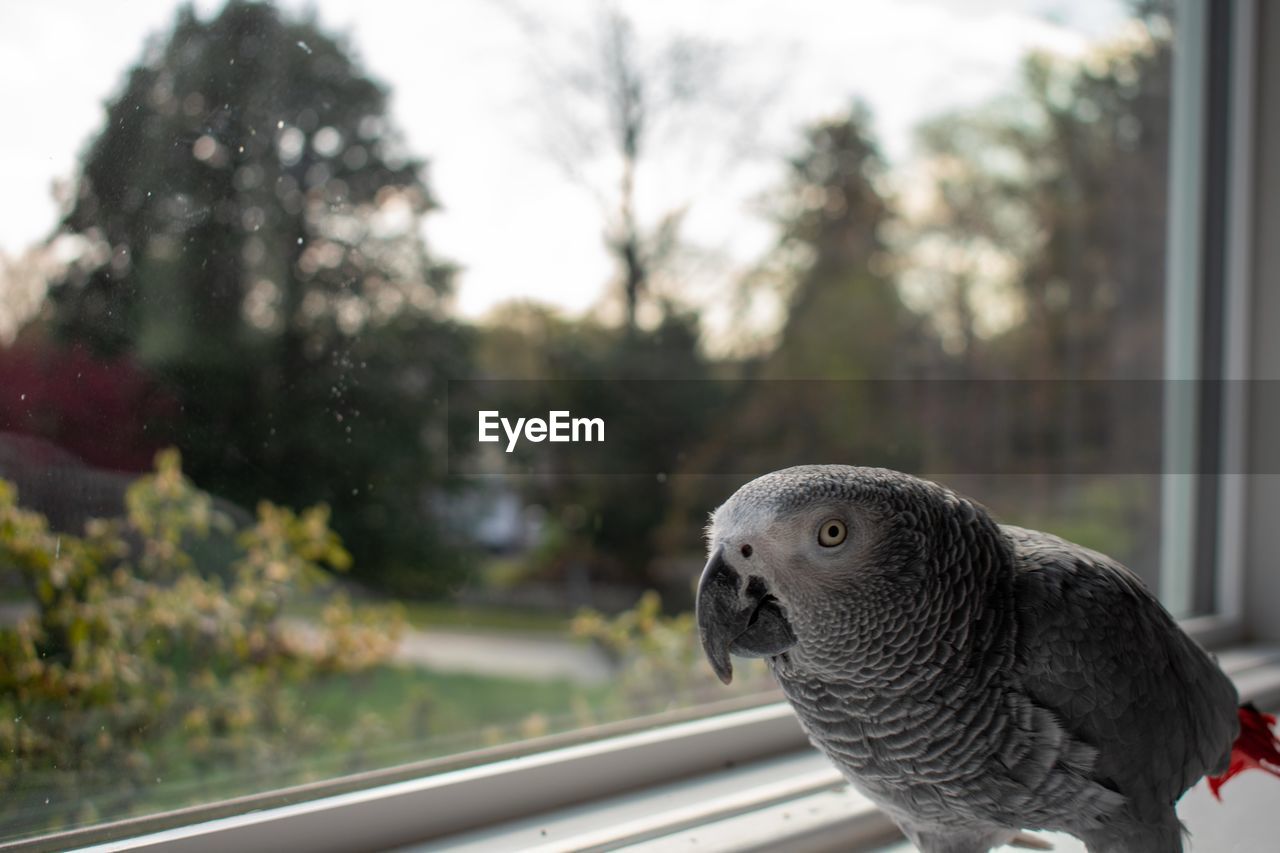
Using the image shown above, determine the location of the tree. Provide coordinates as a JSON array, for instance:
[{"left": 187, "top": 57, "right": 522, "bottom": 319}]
[
  {"left": 660, "top": 109, "right": 929, "bottom": 553},
  {"left": 471, "top": 300, "right": 727, "bottom": 592},
  {"left": 0, "top": 341, "right": 175, "bottom": 474},
  {"left": 892, "top": 4, "right": 1174, "bottom": 579},
  {"left": 512, "top": 2, "right": 746, "bottom": 330},
  {"left": 0, "top": 247, "right": 59, "bottom": 346},
  {"left": 903, "top": 9, "right": 1172, "bottom": 380},
  {"left": 764, "top": 106, "right": 918, "bottom": 381},
  {"left": 45, "top": 2, "right": 470, "bottom": 594},
  {"left": 701, "top": 108, "right": 924, "bottom": 468}
]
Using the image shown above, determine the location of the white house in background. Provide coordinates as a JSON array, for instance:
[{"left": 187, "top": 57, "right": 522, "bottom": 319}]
[{"left": 432, "top": 481, "right": 545, "bottom": 553}]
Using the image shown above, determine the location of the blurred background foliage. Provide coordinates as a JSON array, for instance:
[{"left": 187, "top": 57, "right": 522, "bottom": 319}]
[
  {"left": 0, "top": 455, "right": 763, "bottom": 835},
  {"left": 37, "top": 1, "right": 471, "bottom": 597},
  {"left": 572, "top": 590, "right": 773, "bottom": 716},
  {"left": 0, "top": 450, "right": 403, "bottom": 829},
  {"left": 0, "top": 0, "right": 1175, "bottom": 836}
]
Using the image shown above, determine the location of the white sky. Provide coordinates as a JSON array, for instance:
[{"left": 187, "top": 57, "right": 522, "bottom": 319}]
[{"left": 0, "top": 0, "right": 1127, "bottom": 322}]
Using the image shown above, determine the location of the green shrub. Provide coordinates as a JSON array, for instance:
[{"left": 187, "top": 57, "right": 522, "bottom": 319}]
[
  {"left": 0, "top": 450, "right": 403, "bottom": 831},
  {"left": 572, "top": 591, "right": 775, "bottom": 718}
]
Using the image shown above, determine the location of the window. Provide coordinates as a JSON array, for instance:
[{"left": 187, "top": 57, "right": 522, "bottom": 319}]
[{"left": 0, "top": 0, "right": 1257, "bottom": 849}]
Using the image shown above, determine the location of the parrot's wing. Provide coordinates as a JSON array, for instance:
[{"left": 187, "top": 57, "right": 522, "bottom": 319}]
[{"left": 1003, "top": 524, "right": 1239, "bottom": 822}]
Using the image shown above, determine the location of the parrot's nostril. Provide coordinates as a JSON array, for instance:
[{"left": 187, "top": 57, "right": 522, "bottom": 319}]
[{"left": 740, "top": 544, "right": 753, "bottom": 558}]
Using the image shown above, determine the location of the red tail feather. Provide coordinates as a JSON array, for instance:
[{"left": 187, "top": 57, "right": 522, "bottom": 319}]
[{"left": 1208, "top": 704, "right": 1280, "bottom": 801}]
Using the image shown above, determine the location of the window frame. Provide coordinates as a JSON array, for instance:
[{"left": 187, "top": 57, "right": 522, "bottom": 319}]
[
  {"left": 1166, "top": 0, "right": 1257, "bottom": 643},
  {"left": 2, "top": 1, "right": 1265, "bottom": 850},
  {"left": 1209, "top": 0, "right": 1257, "bottom": 632}
]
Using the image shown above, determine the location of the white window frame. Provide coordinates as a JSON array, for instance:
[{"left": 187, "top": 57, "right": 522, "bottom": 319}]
[{"left": 3, "top": 2, "right": 1270, "bottom": 851}]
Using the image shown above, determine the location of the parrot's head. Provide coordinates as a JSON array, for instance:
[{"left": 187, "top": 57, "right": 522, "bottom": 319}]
[{"left": 696, "top": 464, "right": 1006, "bottom": 685}]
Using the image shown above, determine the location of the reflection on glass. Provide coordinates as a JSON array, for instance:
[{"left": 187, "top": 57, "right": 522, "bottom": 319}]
[{"left": 0, "top": 0, "right": 1173, "bottom": 840}]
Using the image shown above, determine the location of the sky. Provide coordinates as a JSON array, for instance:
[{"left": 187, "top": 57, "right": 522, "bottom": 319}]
[{"left": 0, "top": 0, "right": 1128, "bottom": 325}]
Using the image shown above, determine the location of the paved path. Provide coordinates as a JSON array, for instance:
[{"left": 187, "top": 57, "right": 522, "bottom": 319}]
[
  {"left": 394, "top": 629, "right": 614, "bottom": 684},
  {"left": 1, "top": 602, "right": 614, "bottom": 684},
  {"left": 0, "top": 602, "right": 29, "bottom": 625}
]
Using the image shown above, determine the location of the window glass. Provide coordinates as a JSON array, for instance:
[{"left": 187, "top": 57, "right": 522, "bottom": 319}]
[{"left": 0, "top": 0, "right": 1176, "bottom": 840}]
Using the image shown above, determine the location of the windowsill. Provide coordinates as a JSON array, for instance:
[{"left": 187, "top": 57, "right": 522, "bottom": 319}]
[
  {"left": 402, "top": 751, "right": 886, "bottom": 853},
  {"left": 419, "top": 643, "right": 1280, "bottom": 853},
  {"left": 51, "top": 641, "right": 1280, "bottom": 853}
]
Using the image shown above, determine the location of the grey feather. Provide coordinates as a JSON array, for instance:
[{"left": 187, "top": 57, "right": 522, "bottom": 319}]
[
  {"left": 1005, "top": 525, "right": 1238, "bottom": 824},
  {"left": 699, "top": 466, "right": 1240, "bottom": 853}
]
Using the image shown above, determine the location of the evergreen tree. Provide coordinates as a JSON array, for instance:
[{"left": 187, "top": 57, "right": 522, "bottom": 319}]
[
  {"left": 765, "top": 106, "right": 915, "bottom": 381},
  {"left": 662, "top": 108, "right": 923, "bottom": 554},
  {"left": 474, "top": 301, "right": 725, "bottom": 591},
  {"left": 722, "top": 108, "right": 922, "bottom": 472},
  {"left": 908, "top": 10, "right": 1171, "bottom": 379},
  {"left": 47, "top": 1, "right": 469, "bottom": 594}
]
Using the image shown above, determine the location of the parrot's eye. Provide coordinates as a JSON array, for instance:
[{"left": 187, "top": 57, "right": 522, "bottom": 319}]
[{"left": 817, "top": 519, "right": 846, "bottom": 547}]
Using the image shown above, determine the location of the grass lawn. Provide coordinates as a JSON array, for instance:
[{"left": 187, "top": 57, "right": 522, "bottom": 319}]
[
  {"left": 297, "top": 664, "right": 606, "bottom": 743},
  {"left": 1, "top": 663, "right": 613, "bottom": 841},
  {"left": 394, "top": 601, "right": 572, "bottom": 634},
  {"left": 168, "top": 663, "right": 614, "bottom": 794},
  {"left": 285, "top": 595, "right": 574, "bottom": 635}
]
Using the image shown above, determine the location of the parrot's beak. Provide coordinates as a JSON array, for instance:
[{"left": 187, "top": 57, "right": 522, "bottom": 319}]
[{"left": 696, "top": 546, "right": 797, "bottom": 685}]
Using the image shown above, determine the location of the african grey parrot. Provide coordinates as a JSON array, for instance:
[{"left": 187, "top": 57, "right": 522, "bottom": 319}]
[{"left": 696, "top": 465, "right": 1280, "bottom": 852}]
